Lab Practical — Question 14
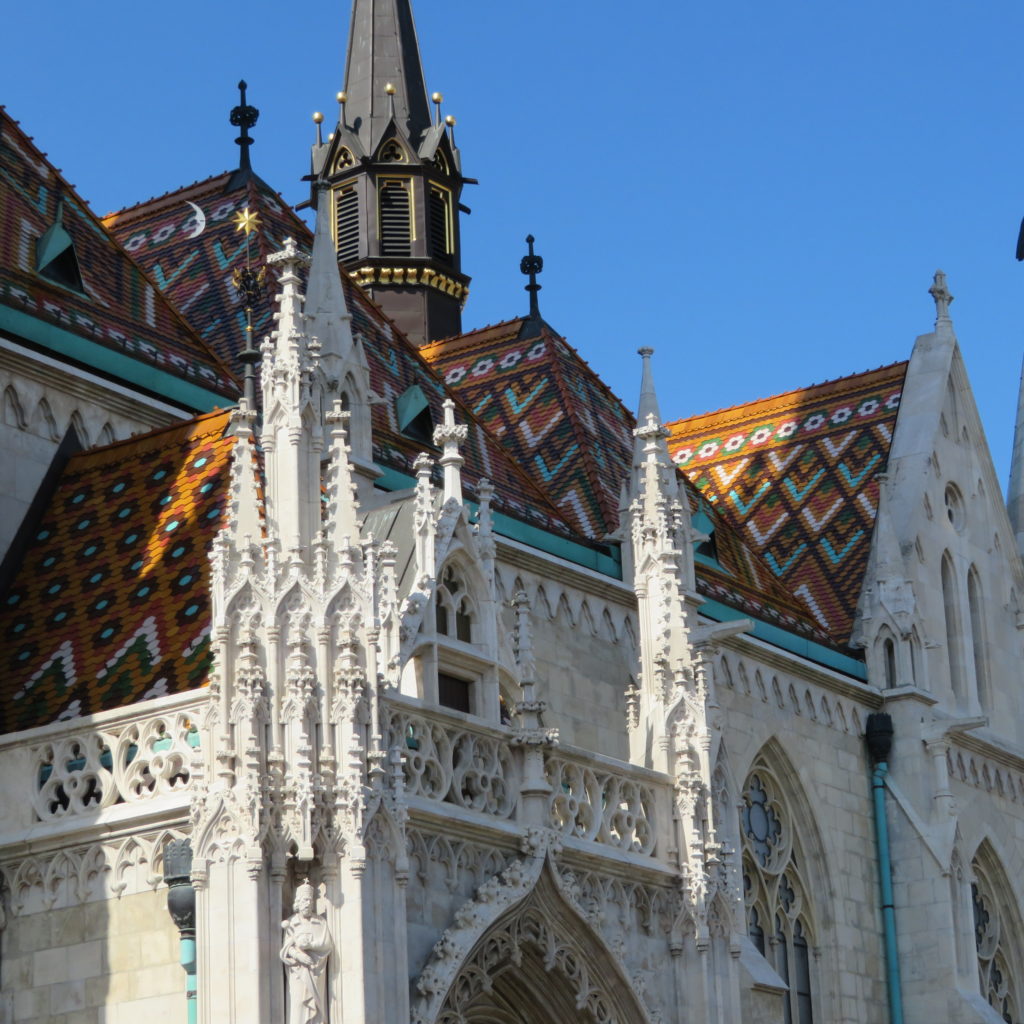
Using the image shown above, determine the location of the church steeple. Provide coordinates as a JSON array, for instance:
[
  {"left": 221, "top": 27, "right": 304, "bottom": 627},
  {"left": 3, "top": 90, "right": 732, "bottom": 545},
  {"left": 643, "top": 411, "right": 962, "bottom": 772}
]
[
  {"left": 342, "top": 0, "right": 431, "bottom": 157},
  {"left": 311, "top": 0, "right": 471, "bottom": 347}
]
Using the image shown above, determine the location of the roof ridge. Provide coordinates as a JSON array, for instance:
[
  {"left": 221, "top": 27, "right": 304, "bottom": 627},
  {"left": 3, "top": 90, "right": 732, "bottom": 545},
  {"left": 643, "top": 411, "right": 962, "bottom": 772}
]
[
  {"left": 427, "top": 316, "right": 527, "bottom": 347},
  {"left": 102, "top": 171, "right": 234, "bottom": 222},
  {"left": 543, "top": 334, "right": 627, "bottom": 535},
  {"left": 666, "top": 359, "right": 909, "bottom": 431},
  {"left": 68, "top": 408, "right": 232, "bottom": 465}
]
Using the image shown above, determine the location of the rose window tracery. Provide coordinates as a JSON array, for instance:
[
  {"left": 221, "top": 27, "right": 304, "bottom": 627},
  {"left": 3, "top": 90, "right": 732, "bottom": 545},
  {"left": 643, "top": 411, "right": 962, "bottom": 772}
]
[
  {"left": 972, "top": 863, "right": 1019, "bottom": 1022},
  {"left": 741, "top": 767, "right": 815, "bottom": 1024}
]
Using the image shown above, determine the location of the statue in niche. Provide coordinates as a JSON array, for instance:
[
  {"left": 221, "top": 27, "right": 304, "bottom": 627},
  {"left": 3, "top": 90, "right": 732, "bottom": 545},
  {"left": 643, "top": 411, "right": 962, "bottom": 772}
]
[{"left": 281, "top": 879, "right": 332, "bottom": 1024}]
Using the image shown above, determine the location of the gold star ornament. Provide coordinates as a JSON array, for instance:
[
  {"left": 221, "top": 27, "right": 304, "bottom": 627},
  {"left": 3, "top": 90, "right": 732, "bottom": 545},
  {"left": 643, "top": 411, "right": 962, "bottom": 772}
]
[{"left": 233, "top": 207, "right": 261, "bottom": 236}]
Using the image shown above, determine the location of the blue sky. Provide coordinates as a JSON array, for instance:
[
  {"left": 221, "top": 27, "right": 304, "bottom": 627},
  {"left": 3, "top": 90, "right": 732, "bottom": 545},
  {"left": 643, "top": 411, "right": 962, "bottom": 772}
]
[{"left": 4, "top": 1, "right": 1024, "bottom": 483}]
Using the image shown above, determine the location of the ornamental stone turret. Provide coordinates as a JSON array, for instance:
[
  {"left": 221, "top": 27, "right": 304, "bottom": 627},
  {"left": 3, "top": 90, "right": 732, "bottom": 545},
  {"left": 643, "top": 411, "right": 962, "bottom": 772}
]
[{"left": 310, "top": 0, "right": 471, "bottom": 346}]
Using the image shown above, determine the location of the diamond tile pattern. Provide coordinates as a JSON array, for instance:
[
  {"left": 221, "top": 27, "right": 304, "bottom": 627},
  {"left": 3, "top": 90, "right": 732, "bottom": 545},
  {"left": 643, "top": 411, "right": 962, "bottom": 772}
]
[
  {"left": 0, "top": 410, "right": 234, "bottom": 732},
  {"left": 667, "top": 362, "right": 908, "bottom": 645}
]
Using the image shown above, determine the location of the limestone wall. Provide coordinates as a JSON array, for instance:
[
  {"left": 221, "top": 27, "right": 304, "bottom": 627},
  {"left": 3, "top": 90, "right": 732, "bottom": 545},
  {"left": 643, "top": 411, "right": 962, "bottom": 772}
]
[{"left": 0, "top": 888, "right": 183, "bottom": 1024}]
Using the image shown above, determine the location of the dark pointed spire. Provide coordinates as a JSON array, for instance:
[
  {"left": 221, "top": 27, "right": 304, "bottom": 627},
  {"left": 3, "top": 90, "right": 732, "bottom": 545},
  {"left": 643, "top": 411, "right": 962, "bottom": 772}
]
[
  {"left": 342, "top": 0, "right": 432, "bottom": 153},
  {"left": 227, "top": 81, "right": 259, "bottom": 191},
  {"left": 520, "top": 235, "right": 543, "bottom": 322}
]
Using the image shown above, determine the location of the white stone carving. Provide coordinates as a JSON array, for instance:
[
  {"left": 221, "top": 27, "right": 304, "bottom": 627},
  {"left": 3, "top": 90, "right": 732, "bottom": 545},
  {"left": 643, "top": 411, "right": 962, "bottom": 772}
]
[
  {"left": 546, "top": 754, "right": 658, "bottom": 855},
  {"left": 281, "top": 880, "right": 333, "bottom": 1024},
  {"left": 384, "top": 702, "right": 517, "bottom": 818},
  {"left": 31, "top": 710, "right": 197, "bottom": 820}
]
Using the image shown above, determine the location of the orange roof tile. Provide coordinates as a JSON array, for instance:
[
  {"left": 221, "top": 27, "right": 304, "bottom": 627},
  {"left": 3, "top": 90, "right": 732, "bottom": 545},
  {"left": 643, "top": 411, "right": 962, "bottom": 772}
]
[{"left": 0, "top": 410, "right": 234, "bottom": 731}]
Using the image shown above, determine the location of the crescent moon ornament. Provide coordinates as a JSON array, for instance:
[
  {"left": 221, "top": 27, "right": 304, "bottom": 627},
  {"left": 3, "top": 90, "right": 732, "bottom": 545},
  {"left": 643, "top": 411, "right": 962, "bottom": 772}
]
[{"left": 183, "top": 201, "right": 207, "bottom": 239}]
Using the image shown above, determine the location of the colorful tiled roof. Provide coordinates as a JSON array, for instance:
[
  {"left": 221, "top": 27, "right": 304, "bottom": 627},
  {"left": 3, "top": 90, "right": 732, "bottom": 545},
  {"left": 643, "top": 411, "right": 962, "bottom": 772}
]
[
  {"left": 422, "top": 319, "right": 637, "bottom": 539},
  {"left": 345, "top": 284, "right": 582, "bottom": 539},
  {"left": 108, "top": 178, "right": 585, "bottom": 542},
  {"left": 104, "top": 171, "right": 310, "bottom": 374},
  {"left": 667, "top": 362, "right": 908, "bottom": 645},
  {"left": 0, "top": 110, "right": 238, "bottom": 406},
  {"left": 423, "top": 316, "right": 833, "bottom": 645},
  {"left": 0, "top": 410, "right": 234, "bottom": 732}
]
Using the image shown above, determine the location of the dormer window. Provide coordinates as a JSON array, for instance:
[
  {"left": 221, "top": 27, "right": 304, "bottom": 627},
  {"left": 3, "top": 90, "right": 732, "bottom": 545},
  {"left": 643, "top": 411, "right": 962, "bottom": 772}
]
[
  {"left": 396, "top": 384, "right": 434, "bottom": 445},
  {"left": 36, "top": 199, "right": 85, "bottom": 293},
  {"left": 379, "top": 139, "right": 406, "bottom": 162}
]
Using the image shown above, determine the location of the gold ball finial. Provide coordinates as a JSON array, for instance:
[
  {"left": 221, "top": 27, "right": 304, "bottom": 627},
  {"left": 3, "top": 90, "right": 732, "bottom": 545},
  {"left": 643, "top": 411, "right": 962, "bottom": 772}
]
[
  {"left": 312, "top": 112, "right": 324, "bottom": 124},
  {"left": 385, "top": 82, "right": 396, "bottom": 95},
  {"left": 431, "top": 91, "right": 443, "bottom": 104},
  {"left": 444, "top": 115, "right": 456, "bottom": 127},
  {"left": 337, "top": 91, "right": 347, "bottom": 103}
]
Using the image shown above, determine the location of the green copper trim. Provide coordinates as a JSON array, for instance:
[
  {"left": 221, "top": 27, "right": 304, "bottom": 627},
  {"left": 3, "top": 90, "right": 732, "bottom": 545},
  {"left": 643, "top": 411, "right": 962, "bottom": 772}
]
[
  {"left": 0, "top": 305, "right": 236, "bottom": 412},
  {"left": 373, "top": 466, "right": 622, "bottom": 577},
  {"left": 699, "top": 597, "right": 867, "bottom": 680}
]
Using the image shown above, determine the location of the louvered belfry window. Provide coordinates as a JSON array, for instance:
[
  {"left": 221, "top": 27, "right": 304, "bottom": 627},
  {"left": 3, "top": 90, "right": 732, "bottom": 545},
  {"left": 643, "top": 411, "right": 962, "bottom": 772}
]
[
  {"left": 379, "top": 179, "right": 412, "bottom": 257},
  {"left": 428, "top": 185, "right": 451, "bottom": 263},
  {"left": 334, "top": 185, "right": 359, "bottom": 263}
]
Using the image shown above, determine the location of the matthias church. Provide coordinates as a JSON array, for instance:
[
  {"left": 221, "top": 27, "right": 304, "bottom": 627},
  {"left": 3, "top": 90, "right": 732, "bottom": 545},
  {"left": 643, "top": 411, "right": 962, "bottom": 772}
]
[{"left": 1, "top": 3, "right": 1023, "bottom": 1022}]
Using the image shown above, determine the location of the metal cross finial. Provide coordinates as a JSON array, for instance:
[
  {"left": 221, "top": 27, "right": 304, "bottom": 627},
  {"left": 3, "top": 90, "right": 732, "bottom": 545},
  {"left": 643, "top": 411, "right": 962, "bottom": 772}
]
[
  {"left": 520, "top": 234, "right": 543, "bottom": 320},
  {"left": 929, "top": 269, "right": 953, "bottom": 324},
  {"left": 230, "top": 80, "right": 260, "bottom": 172}
]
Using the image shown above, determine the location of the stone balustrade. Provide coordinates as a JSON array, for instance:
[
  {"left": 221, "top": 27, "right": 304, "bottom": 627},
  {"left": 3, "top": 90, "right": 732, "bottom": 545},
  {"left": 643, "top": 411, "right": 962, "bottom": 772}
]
[{"left": 383, "top": 697, "right": 673, "bottom": 864}]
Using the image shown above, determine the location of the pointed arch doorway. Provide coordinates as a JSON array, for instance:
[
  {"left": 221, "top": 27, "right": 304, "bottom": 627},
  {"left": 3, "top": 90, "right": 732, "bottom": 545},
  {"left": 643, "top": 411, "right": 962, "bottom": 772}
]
[{"left": 427, "top": 860, "right": 651, "bottom": 1024}]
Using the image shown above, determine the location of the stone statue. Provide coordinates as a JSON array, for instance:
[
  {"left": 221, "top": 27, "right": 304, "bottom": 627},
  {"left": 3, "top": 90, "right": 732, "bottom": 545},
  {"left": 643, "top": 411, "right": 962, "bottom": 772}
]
[{"left": 281, "top": 880, "right": 332, "bottom": 1024}]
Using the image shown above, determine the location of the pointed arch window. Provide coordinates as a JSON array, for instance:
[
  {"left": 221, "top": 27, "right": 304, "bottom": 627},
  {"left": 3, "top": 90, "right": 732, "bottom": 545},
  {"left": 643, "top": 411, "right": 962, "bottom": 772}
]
[
  {"left": 741, "top": 767, "right": 816, "bottom": 1024},
  {"left": 379, "top": 178, "right": 412, "bottom": 257},
  {"left": 436, "top": 564, "right": 476, "bottom": 644},
  {"left": 972, "top": 859, "right": 1020, "bottom": 1021},
  {"left": 334, "top": 184, "right": 360, "bottom": 263},
  {"left": 941, "top": 553, "right": 966, "bottom": 705},
  {"left": 968, "top": 567, "right": 990, "bottom": 713}
]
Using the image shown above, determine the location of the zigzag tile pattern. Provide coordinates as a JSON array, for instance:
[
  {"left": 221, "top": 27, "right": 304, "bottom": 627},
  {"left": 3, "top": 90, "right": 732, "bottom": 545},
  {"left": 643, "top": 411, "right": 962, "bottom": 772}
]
[
  {"left": 0, "top": 110, "right": 237, "bottom": 402},
  {"left": 107, "top": 182, "right": 580, "bottom": 540},
  {"left": 0, "top": 410, "right": 234, "bottom": 732},
  {"left": 104, "top": 171, "right": 309, "bottom": 375},
  {"left": 422, "top": 321, "right": 636, "bottom": 539},
  {"left": 423, "top": 320, "right": 833, "bottom": 645},
  {"left": 667, "top": 362, "right": 908, "bottom": 645}
]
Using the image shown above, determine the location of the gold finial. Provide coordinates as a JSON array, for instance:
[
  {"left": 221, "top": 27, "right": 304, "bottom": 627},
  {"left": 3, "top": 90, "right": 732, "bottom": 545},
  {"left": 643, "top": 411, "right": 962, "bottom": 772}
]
[
  {"left": 444, "top": 115, "right": 456, "bottom": 127},
  {"left": 431, "top": 92, "right": 443, "bottom": 104},
  {"left": 385, "top": 82, "right": 396, "bottom": 95},
  {"left": 312, "top": 112, "right": 324, "bottom": 124},
  {"left": 233, "top": 207, "right": 261, "bottom": 237},
  {"left": 337, "top": 91, "right": 347, "bottom": 104}
]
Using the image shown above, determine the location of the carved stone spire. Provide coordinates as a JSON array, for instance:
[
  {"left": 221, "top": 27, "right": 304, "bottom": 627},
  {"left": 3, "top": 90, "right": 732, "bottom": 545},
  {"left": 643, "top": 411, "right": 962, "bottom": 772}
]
[
  {"left": 929, "top": 269, "right": 954, "bottom": 335},
  {"left": 433, "top": 398, "right": 467, "bottom": 504},
  {"left": 305, "top": 183, "right": 355, "bottom": 390},
  {"left": 261, "top": 238, "right": 321, "bottom": 562}
]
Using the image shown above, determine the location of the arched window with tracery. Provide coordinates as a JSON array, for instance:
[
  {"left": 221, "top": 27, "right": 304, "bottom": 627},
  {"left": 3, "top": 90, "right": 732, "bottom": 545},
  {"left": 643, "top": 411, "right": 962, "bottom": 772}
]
[
  {"left": 972, "top": 856, "right": 1021, "bottom": 1021},
  {"left": 741, "top": 765, "right": 816, "bottom": 1024},
  {"left": 435, "top": 564, "right": 475, "bottom": 643}
]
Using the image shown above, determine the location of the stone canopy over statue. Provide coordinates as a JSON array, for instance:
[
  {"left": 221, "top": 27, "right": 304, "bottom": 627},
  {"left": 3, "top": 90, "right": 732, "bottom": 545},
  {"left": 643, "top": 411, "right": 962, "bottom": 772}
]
[{"left": 281, "top": 880, "right": 332, "bottom": 1024}]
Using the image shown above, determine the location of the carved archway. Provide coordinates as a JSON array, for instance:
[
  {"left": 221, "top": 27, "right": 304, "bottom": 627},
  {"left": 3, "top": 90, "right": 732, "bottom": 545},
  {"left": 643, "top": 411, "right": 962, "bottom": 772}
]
[{"left": 417, "top": 855, "right": 652, "bottom": 1024}]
